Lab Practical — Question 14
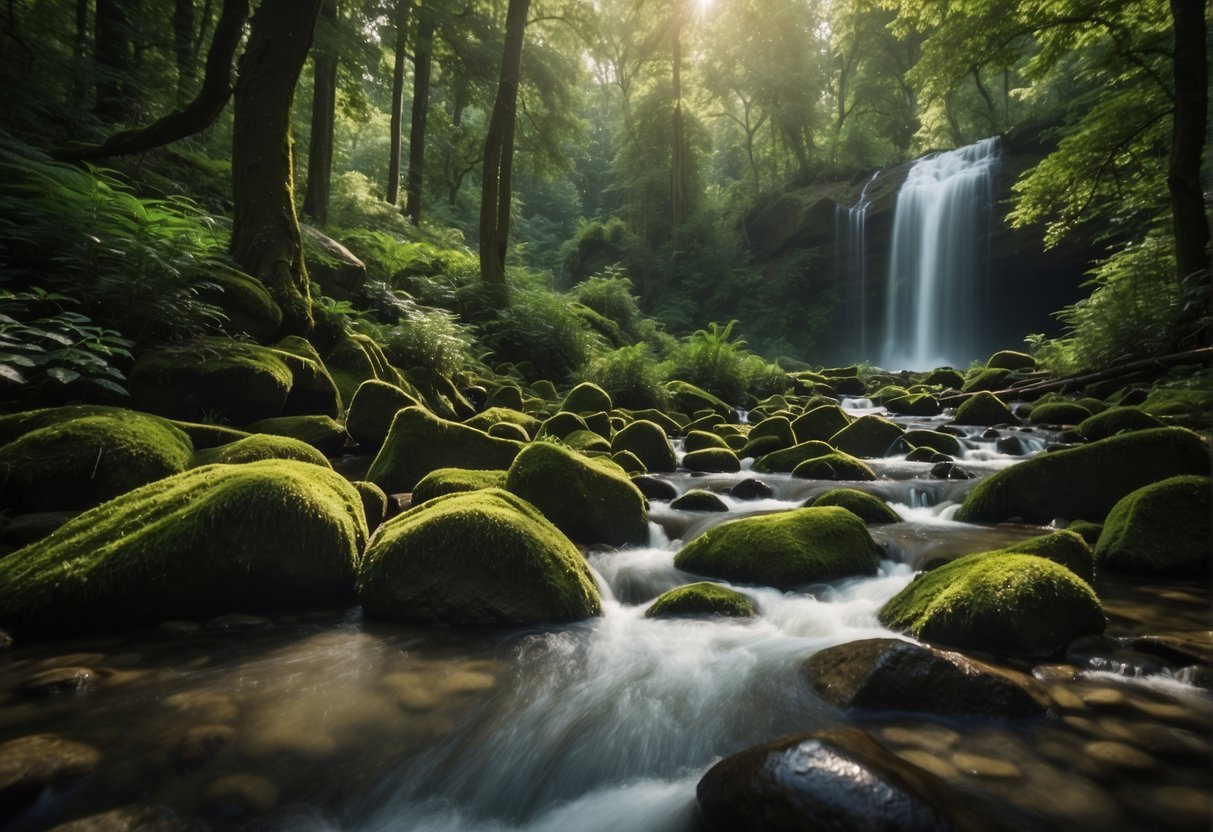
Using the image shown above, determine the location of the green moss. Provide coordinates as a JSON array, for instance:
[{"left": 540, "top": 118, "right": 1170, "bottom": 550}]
[
  {"left": 922, "top": 368, "right": 965, "bottom": 390},
  {"left": 1075, "top": 406, "right": 1164, "bottom": 441},
  {"left": 345, "top": 380, "right": 422, "bottom": 449},
  {"left": 530, "top": 380, "right": 560, "bottom": 401},
  {"left": 684, "top": 413, "right": 726, "bottom": 433},
  {"left": 1002, "top": 530, "right": 1095, "bottom": 582},
  {"left": 1066, "top": 520, "right": 1104, "bottom": 546},
  {"left": 612, "top": 420, "right": 677, "bottom": 473},
  {"left": 674, "top": 507, "right": 881, "bottom": 590},
  {"left": 670, "top": 489, "right": 730, "bottom": 512},
  {"left": 351, "top": 480, "right": 389, "bottom": 530},
  {"left": 561, "top": 381, "right": 613, "bottom": 414},
  {"left": 738, "top": 434, "right": 784, "bottom": 460},
  {"left": 906, "top": 447, "right": 948, "bottom": 463},
  {"left": 666, "top": 380, "right": 734, "bottom": 415},
  {"left": 961, "top": 367, "right": 1011, "bottom": 393},
  {"left": 488, "top": 422, "right": 530, "bottom": 442},
  {"left": 128, "top": 338, "right": 294, "bottom": 425},
  {"left": 987, "top": 350, "right": 1036, "bottom": 371},
  {"left": 884, "top": 393, "right": 942, "bottom": 417},
  {"left": 1074, "top": 397, "right": 1107, "bottom": 415},
  {"left": 683, "top": 430, "right": 731, "bottom": 453},
  {"left": 792, "top": 452, "right": 877, "bottom": 482},
  {"left": 956, "top": 427, "right": 1210, "bottom": 525},
  {"left": 412, "top": 467, "right": 508, "bottom": 506},
  {"left": 829, "top": 415, "right": 906, "bottom": 459},
  {"left": 487, "top": 384, "right": 524, "bottom": 410},
  {"left": 538, "top": 411, "right": 590, "bottom": 440},
  {"left": 610, "top": 450, "right": 647, "bottom": 474},
  {"left": 752, "top": 440, "right": 834, "bottom": 473},
  {"left": 748, "top": 416, "right": 795, "bottom": 447},
  {"left": 564, "top": 429, "right": 612, "bottom": 453},
  {"left": 272, "top": 338, "right": 343, "bottom": 418},
  {"left": 1095, "top": 475, "right": 1211, "bottom": 576},
  {"left": 0, "top": 408, "right": 194, "bottom": 514},
  {"left": 505, "top": 441, "right": 648, "bottom": 546},
  {"left": 1027, "top": 402, "right": 1093, "bottom": 425},
  {"left": 878, "top": 552, "right": 1105, "bottom": 657},
  {"left": 645, "top": 582, "right": 755, "bottom": 619},
  {"left": 465, "top": 407, "right": 542, "bottom": 440},
  {"left": 809, "top": 489, "right": 900, "bottom": 523},
  {"left": 191, "top": 434, "right": 333, "bottom": 468},
  {"left": 954, "top": 391, "right": 1015, "bottom": 427},
  {"left": 1140, "top": 388, "right": 1212, "bottom": 428},
  {"left": 0, "top": 460, "right": 368, "bottom": 636},
  {"left": 627, "top": 408, "right": 682, "bottom": 437},
  {"left": 368, "top": 406, "right": 523, "bottom": 493},
  {"left": 169, "top": 421, "right": 250, "bottom": 450},
  {"left": 901, "top": 429, "right": 961, "bottom": 456},
  {"left": 683, "top": 447, "right": 741, "bottom": 473},
  {"left": 199, "top": 267, "right": 282, "bottom": 342},
  {"left": 247, "top": 415, "right": 347, "bottom": 457},
  {"left": 356, "top": 488, "right": 600, "bottom": 626},
  {"left": 581, "top": 410, "right": 613, "bottom": 439}
]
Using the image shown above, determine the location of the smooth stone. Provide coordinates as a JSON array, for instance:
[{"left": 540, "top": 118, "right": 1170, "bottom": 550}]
[
  {"left": 949, "top": 752, "right": 1021, "bottom": 780},
  {"left": 23, "top": 667, "right": 95, "bottom": 697},
  {"left": 46, "top": 804, "right": 206, "bottom": 832},
  {"left": 0, "top": 734, "right": 102, "bottom": 816},
  {"left": 443, "top": 670, "right": 496, "bottom": 695},
  {"left": 877, "top": 726, "right": 961, "bottom": 754},
  {"left": 1083, "top": 740, "right": 1156, "bottom": 771},
  {"left": 896, "top": 750, "right": 960, "bottom": 781},
  {"left": 202, "top": 774, "right": 279, "bottom": 816},
  {"left": 730, "top": 478, "right": 774, "bottom": 500},
  {"left": 670, "top": 490, "right": 730, "bottom": 512},
  {"left": 1032, "top": 664, "right": 1081, "bottom": 683},
  {"left": 175, "top": 725, "right": 235, "bottom": 770},
  {"left": 1079, "top": 688, "right": 1127, "bottom": 708},
  {"left": 1062, "top": 715, "right": 1101, "bottom": 735},
  {"left": 1148, "top": 786, "right": 1211, "bottom": 822},
  {"left": 632, "top": 475, "right": 677, "bottom": 502},
  {"left": 163, "top": 691, "right": 238, "bottom": 722},
  {"left": 1047, "top": 685, "right": 1085, "bottom": 711}
]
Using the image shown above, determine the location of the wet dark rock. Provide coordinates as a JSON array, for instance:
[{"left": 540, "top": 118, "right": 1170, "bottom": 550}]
[
  {"left": 995, "top": 435, "right": 1026, "bottom": 455},
  {"left": 1126, "top": 635, "right": 1212, "bottom": 668},
  {"left": 930, "top": 462, "right": 974, "bottom": 480},
  {"left": 730, "top": 479, "right": 774, "bottom": 500},
  {"left": 23, "top": 667, "right": 95, "bottom": 697},
  {"left": 1065, "top": 634, "right": 1114, "bottom": 666},
  {"left": 461, "top": 385, "right": 488, "bottom": 412},
  {"left": 176, "top": 725, "right": 236, "bottom": 771},
  {"left": 980, "top": 428, "right": 1001, "bottom": 439},
  {"left": 0, "top": 511, "right": 81, "bottom": 547},
  {"left": 697, "top": 727, "right": 992, "bottom": 832},
  {"left": 804, "top": 638, "right": 1048, "bottom": 718},
  {"left": 47, "top": 804, "right": 206, "bottom": 832},
  {"left": 205, "top": 614, "right": 272, "bottom": 632},
  {"left": 632, "top": 475, "right": 678, "bottom": 502},
  {"left": 0, "top": 734, "right": 102, "bottom": 819},
  {"left": 670, "top": 490, "right": 730, "bottom": 512}
]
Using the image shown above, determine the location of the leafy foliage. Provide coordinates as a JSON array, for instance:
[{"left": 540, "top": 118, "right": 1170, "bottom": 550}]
[{"left": 585, "top": 343, "right": 669, "bottom": 410}]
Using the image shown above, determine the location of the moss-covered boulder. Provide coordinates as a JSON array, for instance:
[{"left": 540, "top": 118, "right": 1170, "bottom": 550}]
[
  {"left": 487, "top": 383, "right": 524, "bottom": 410},
  {"left": 737, "top": 434, "right": 783, "bottom": 460},
  {"left": 961, "top": 367, "right": 1011, "bottom": 393},
  {"left": 645, "top": 582, "right": 755, "bottom": 619},
  {"left": 900, "top": 429, "right": 961, "bottom": 456},
  {"left": 191, "top": 434, "right": 333, "bottom": 468},
  {"left": 411, "top": 468, "right": 509, "bottom": 507},
  {"left": 674, "top": 507, "right": 881, "bottom": 590},
  {"left": 790, "top": 404, "right": 851, "bottom": 444},
  {"left": 465, "top": 407, "right": 542, "bottom": 441},
  {"left": 200, "top": 267, "right": 282, "bottom": 342},
  {"left": 0, "top": 460, "right": 368, "bottom": 636},
  {"left": 953, "top": 390, "right": 1015, "bottom": 427},
  {"left": 356, "top": 488, "right": 600, "bottom": 626},
  {"left": 351, "top": 480, "right": 389, "bottom": 530},
  {"left": 0, "top": 407, "right": 194, "bottom": 514},
  {"left": 809, "top": 489, "right": 900, "bottom": 523},
  {"left": 884, "top": 393, "right": 942, "bottom": 417},
  {"left": 168, "top": 420, "right": 250, "bottom": 450},
  {"left": 367, "top": 406, "right": 523, "bottom": 493},
  {"left": 683, "top": 429, "right": 731, "bottom": 453},
  {"left": 1001, "top": 530, "right": 1095, "bottom": 583},
  {"left": 246, "top": 415, "right": 347, "bottom": 457},
  {"left": 922, "top": 367, "right": 965, "bottom": 390},
  {"left": 488, "top": 422, "right": 530, "bottom": 442},
  {"left": 791, "top": 453, "right": 877, "bottom": 482},
  {"left": 564, "top": 429, "right": 612, "bottom": 453},
  {"left": 1027, "top": 402, "right": 1092, "bottom": 425},
  {"left": 987, "top": 350, "right": 1036, "bottom": 371},
  {"left": 129, "top": 339, "right": 295, "bottom": 426},
  {"left": 325, "top": 333, "right": 409, "bottom": 407},
  {"left": 683, "top": 447, "right": 742, "bottom": 473},
  {"left": 505, "top": 441, "right": 648, "bottom": 546},
  {"left": 272, "top": 340, "right": 342, "bottom": 419},
  {"left": 628, "top": 408, "right": 682, "bottom": 437},
  {"left": 1094, "top": 475, "right": 1211, "bottom": 576},
  {"left": 610, "top": 449, "right": 647, "bottom": 474},
  {"left": 537, "top": 411, "right": 590, "bottom": 440},
  {"left": 828, "top": 415, "right": 905, "bottom": 459},
  {"left": 956, "top": 427, "right": 1210, "bottom": 525},
  {"left": 611, "top": 420, "right": 677, "bottom": 473},
  {"left": 1075, "top": 406, "right": 1164, "bottom": 441},
  {"left": 1141, "top": 387, "right": 1212, "bottom": 428},
  {"left": 670, "top": 489, "right": 730, "bottom": 512},
  {"left": 905, "top": 447, "right": 948, "bottom": 463},
  {"left": 751, "top": 440, "right": 834, "bottom": 474},
  {"left": 748, "top": 416, "right": 795, "bottom": 448},
  {"left": 345, "top": 380, "right": 421, "bottom": 450},
  {"left": 560, "top": 382, "right": 613, "bottom": 415},
  {"left": 880, "top": 552, "right": 1105, "bottom": 657},
  {"left": 666, "top": 380, "right": 734, "bottom": 416},
  {"left": 685, "top": 413, "right": 726, "bottom": 433},
  {"left": 633, "top": 474, "right": 678, "bottom": 502}
]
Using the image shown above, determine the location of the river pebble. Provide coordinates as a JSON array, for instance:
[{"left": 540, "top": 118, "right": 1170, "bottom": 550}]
[
  {"left": 1079, "top": 687, "right": 1127, "bottom": 708},
  {"left": 896, "top": 749, "right": 959, "bottom": 780},
  {"left": 23, "top": 667, "right": 95, "bottom": 697},
  {"left": 175, "top": 725, "right": 235, "bottom": 770},
  {"left": 0, "top": 734, "right": 102, "bottom": 813},
  {"left": 950, "top": 752, "right": 1021, "bottom": 780},
  {"left": 202, "top": 773, "right": 279, "bottom": 815},
  {"left": 878, "top": 724, "right": 960, "bottom": 752},
  {"left": 1047, "top": 684, "right": 1085, "bottom": 711},
  {"left": 1147, "top": 785, "right": 1211, "bottom": 824},
  {"left": 163, "top": 691, "right": 238, "bottom": 722},
  {"left": 1083, "top": 741, "right": 1156, "bottom": 772}
]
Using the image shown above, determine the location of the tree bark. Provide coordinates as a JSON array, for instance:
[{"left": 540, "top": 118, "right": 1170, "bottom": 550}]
[
  {"left": 386, "top": 0, "right": 410, "bottom": 205},
  {"left": 71, "top": 0, "right": 89, "bottom": 108},
  {"left": 173, "top": 0, "right": 197, "bottom": 105},
  {"left": 1167, "top": 0, "right": 1210, "bottom": 288},
  {"left": 478, "top": 0, "right": 529, "bottom": 291},
  {"left": 303, "top": 0, "right": 339, "bottom": 225},
  {"left": 231, "top": 0, "right": 324, "bottom": 337},
  {"left": 405, "top": 2, "right": 434, "bottom": 225},
  {"left": 94, "top": 0, "right": 134, "bottom": 121}
]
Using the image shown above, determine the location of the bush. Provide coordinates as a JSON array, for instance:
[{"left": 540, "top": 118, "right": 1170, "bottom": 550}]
[
  {"left": 663, "top": 320, "right": 751, "bottom": 404},
  {"left": 479, "top": 284, "right": 603, "bottom": 383},
  {"left": 571, "top": 270, "right": 643, "bottom": 338},
  {"left": 584, "top": 344, "right": 669, "bottom": 410},
  {"left": 357, "top": 290, "right": 480, "bottom": 381}
]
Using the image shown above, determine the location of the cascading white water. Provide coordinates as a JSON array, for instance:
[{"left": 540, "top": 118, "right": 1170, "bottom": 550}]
[
  {"left": 834, "top": 172, "right": 880, "bottom": 361},
  {"left": 881, "top": 137, "right": 999, "bottom": 370}
]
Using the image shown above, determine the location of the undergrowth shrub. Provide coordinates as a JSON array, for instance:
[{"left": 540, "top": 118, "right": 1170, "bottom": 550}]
[
  {"left": 585, "top": 343, "right": 669, "bottom": 410},
  {"left": 572, "top": 270, "right": 643, "bottom": 339},
  {"left": 479, "top": 281, "right": 603, "bottom": 383}
]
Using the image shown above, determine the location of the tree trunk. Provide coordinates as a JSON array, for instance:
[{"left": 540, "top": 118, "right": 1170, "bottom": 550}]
[
  {"left": 670, "top": 15, "right": 687, "bottom": 229},
  {"left": 173, "top": 0, "right": 196, "bottom": 105},
  {"left": 386, "top": 0, "right": 410, "bottom": 205},
  {"left": 303, "top": 0, "right": 339, "bottom": 225},
  {"left": 478, "top": 0, "right": 529, "bottom": 291},
  {"left": 1168, "top": 0, "right": 1210, "bottom": 289},
  {"left": 72, "top": 0, "right": 89, "bottom": 108},
  {"left": 231, "top": 0, "right": 323, "bottom": 337},
  {"left": 405, "top": 2, "right": 434, "bottom": 226},
  {"left": 94, "top": 0, "right": 133, "bottom": 121}
]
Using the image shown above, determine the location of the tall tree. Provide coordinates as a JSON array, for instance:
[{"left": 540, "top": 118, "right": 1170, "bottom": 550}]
[
  {"left": 386, "top": 0, "right": 411, "bottom": 205},
  {"left": 669, "top": 1, "right": 687, "bottom": 229},
  {"left": 1167, "top": 0, "right": 1209, "bottom": 288},
  {"left": 94, "top": 0, "right": 135, "bottom": 121},
  {"left": 173, "top": 0, "right": 197, "bottom": 104},
  {"left": 479, "top": 0, "right": 530, "bottom": 290},
  {"left": 405, "top": 1, "right": 435, "bottom": 225},
  {"left": 303, "top": 0, "right": 339, "bottom": 225}
]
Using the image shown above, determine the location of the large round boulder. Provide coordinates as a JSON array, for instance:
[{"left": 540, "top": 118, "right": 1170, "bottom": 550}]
[
  {"left": 465, "top": 407, "right": 542, "bottom": 441},
  {"left": 356, "top": 488, "right": 600, "bottom": 626},
  {"left": 645, "top": 582, "right": 755, "bottom": 619},
  {"left": 879, "top": 552, "right": 1105, "bottom": 657},
  {"left": 829, "top": 415, "right": 905, "bottom": 459},
  {"left": 505, "top": 441, "right": 648, "bottom": 546},
  {"left": 191, "top": 434, "right": 332, "bottom": 468},
  {"left": 809, "top": 489, "right": 900, "bottom": 524},
  {"left": 411, "top": 468, "right": 507, "bottom": 506},
  {"left": 752, "top": 440, "right": 834, "bottom": 474},
  {"left": 246, "top": 415, "right": 347, "bottom": 457},
  {"left": 791, "top": 452, "right": 877, "bottom": 482},
  {"left": 1094, "top": 475, "right": 1210, "bottom": 576},
  {"left": 1075, "top": 406, "right": 1164, "bottom": 441},
  {"left": 560, "top": 381, "right": 613, "bottom": 414},
  {"left": 953, "top": 391, "right": 1015, "bottom": 427},
  {"left": 344, "top": 380, "right": 421, "bottom": 450},
  {"left": 0, "top": 460, "right": 368, "bottom": 636},
  {"left": 674, "top": 507, "right": 881, "bottom": 590},
  {"left": 790, "top": 404, "right": 852, "bottom": 444},
  {"left": 611, "top": 419, "right": 677, "bottom": 473}
]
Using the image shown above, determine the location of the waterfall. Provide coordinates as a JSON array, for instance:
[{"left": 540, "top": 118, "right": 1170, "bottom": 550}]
[
  {"left": 881, "top": 137, "right": 999, "bottom": 370},
  {"left": 834, "top": 172, "right": 879, "bottom": 362}
]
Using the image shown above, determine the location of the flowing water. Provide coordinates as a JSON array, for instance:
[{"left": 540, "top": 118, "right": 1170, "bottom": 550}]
[
  {"left": 1, "top": 405, "right": 1209, "bottom": 832},
  {"left": 835, "top": 172, "right": 881, "bottom": 362}
]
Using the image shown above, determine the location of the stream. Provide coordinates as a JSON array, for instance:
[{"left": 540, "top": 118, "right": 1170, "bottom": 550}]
[{"left": 1, "top": 403, "right": 1209, "bottom": 831}]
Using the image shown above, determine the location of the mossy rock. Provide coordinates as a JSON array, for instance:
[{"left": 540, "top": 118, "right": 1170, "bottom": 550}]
[
  {"left": 674, "top": 507, "right": 880, "bottom": 590},
  {"left": 487, "top": 384, "right": 524, "bottom": 410},
  {"left": 580, "top": 410, "right": 614, "bottom": 439},
  {"left": 1066, "top": 520, "right": 1104, "bottom": 546},
  {"left": 1001, "top": 530, "right": 1095, "bottom": 583},
  {"left": 683, "top": 447, "right": 741, "bottom": 473},
  {"left": 200, "top": 267, "right": 284, "bottom": 342},
  {"left": 683, "top": 429, "right": 731, "bottom": 453},
  {"left": 129, "top": 338, "right": 293, "bottom": 425},
  {"left": 961, "top": 367, "right": 1011, "bottom": 393},
  {"left": 987, "top": 350, "right": 1036, "bottom": 371},
  {"left": 1074, "top": 397, "right": 1108, "bottom": 416},
  {"left": 411, "top": 467, "right": 508, "bottom": 506},
  {"left": 900, "top": 429, "right": 961, "bottom": 456},
  {"left": 356, "top": 488, "right": 600, "bottom": 626},
  {"left": 748, "top": 416, "right": 795, "bottom": 448},
  {"left": 538, "top": 411, "right": 590, "bottom": 440},
  {"left": 666, "top": 380, "right": 734, "bottom": 415},
  {"left": 0, "top": 407, "right": 194, "bottom": 514},
  {"left": 628, "top": 408, "right": 682, "bottom": 437},
  {"left": 633, "top": 474, "right": 678, "bottom": 502},
  {"left": 922, "top": 368, "right": 965, "bottom": 390},
  {"left": 751, "top": 440, "right": 834, "bottom": 474},
  {"left": 560, "top": 382, "right": 613, "bottom": 415},
  {"left": 809, "top": 488, "right": 900, "bottom": 524},
  {"left": 530, "top": 380, "right": 559, "bottom": 401},
  {"left": 645, "top": 582, "right": 755, "bottom": 619},
  {"left": 878, "top": 552, "right": 1105, "bottom": 657},
  {"left": 272, "top": 340, "right": 342, "bottom": 418},
  {"left": 738, "top": 434, "right": 784, "bottom": 460},
  {"left": 505, "top": 441, "right": 648, "bottom": 546},
  {"left": 1075, "top": 406, "right": 1164, "bottom": 441},
  {"left": 344, "top": 380, "right": 422, "bottom": 450},
  {"left": 465, "top": 407, "right": 542, "bottom": 440},
  {"left": 953, "top": 391, "right": 1015, "bottom": 427},
  {"left": 792, "top": 452, "right": 877, "bottom": 482},
  {"left": 351, "top": 480, "right": 389, "bottom": 529},
  {"left": 488, "top": 422, "right": 530, "bottom": 442},
  {"left": 723, "top": 433, "right": 748, "bottom": 452},
  {"left": 0, "top": 460, "right": 368, "bottom": 637},
  {"left": 191, "top": 434, "right": 333, "bottom": 468},
  {"left": 1027, "top": 402, "right": 1092, "bottom": 426},
  {"left": 368, "top": 406, "right": 523, "bottom": 493},
  {"left": 610, "top": 449, "right": 647, "bottom": 475},
  {"left": 246, "top": 415, "right": 347, "bottom": 457},
  {"left": 1140, "top": 388, "right": 1212, "bottom": 428},
  {"left": 564, "top": 429, "right": 612, "bottom": 453},
  {"left": 611, "top": 420, "right": 677, "bottom": 473},
  {"left": 170, "top": 420, "right": 250, "bottom": 450},
  {"left": 325, "top": 334, "right": 407, "bottom": 407},
  {"left": 905, "top": 447, "right": 948, "bottom": 463},
  {"left": 829, "top": 415, "right": 905, "bottom": 459},
  {"left": 955, "top": 427, "right": 1210, "bottom": 525},
  {"left": 1094, "top": 475, "right": 1211, "bottom": 576},
  {"left": 670, "top": 489, "right": 730, "bottom": 512},
  {"left": 684, "top": 413, "right": 726, "bottom": 433},
  {"left": 884, "top": 393, "right": 942, "bottom": 417}
]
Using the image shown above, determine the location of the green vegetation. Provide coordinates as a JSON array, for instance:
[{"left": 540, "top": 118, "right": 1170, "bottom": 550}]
[
  {"left": 1095, "top": 475, "right": 1211, "bottom": 576},
  {"left": 645, "top": 582, "right": 756, "bottom": 620},
  {"left": 809, "top": 489, "right": 901, "bottom": 524},
  {"left": 367, "top": 406, "right": 522, "bottom": 493},
  {"left": 191, "top": 434, "right": 333, "bottom": 469}
]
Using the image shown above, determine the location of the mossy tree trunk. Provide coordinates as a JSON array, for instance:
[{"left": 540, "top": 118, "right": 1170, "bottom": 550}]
[
  {"left": 386, "top": 0, "right": 411, "bottom": 205},
  {"left": 478, "top": 0, "right": 529, "bottom": 292},
  {"left": 231, "top": 0, "right": 323, "bottom": 337},
  {"left": 405, "top": 2, "right": 435, "bottom": 226},
  {"left": 303, "top": 0, "right": 339, "bottom": 226}
]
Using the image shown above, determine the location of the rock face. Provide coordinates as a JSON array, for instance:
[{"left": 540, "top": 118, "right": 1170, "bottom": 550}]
[
  {"left": 367, "top": 406, "right": 522, "bottom": 493},
  {"left": 696, "top": 727, "right": 988, "bottom": 832},
  {"left": 674, "top": 507, "right": 881, "bottom": 590},
  {"left": 0, "top": 460, "right": 368, "bottom": 636},
  {"left": 804, "top": 638, "right": 1047, "bottom": 717},
  {"left": 1094, "top": 475, "right": 1211, "bottom": 576},
  {"left": 955, "top": 427, "right": 1210, "bottom": 524},
  {"left": 357, "top": 488, "right": 601, "bottom": 626}
]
